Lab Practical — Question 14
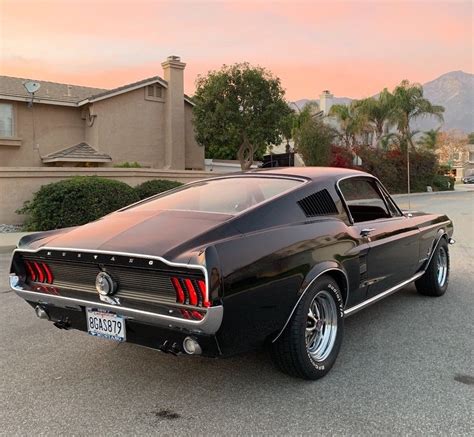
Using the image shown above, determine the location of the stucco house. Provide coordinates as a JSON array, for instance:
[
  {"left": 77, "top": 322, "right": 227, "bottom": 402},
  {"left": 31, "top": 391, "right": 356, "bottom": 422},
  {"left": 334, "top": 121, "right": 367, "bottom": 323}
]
[{"left": 0, "top": 56, "right": 203, "bottom": 170}]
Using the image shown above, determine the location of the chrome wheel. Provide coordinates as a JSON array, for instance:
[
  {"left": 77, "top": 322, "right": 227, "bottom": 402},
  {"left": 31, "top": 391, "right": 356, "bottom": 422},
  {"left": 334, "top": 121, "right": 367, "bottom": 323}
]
[
  {"left": 436, "top": 246, "right": 448, "bottom": 287},
  {"left": 306, "top": 290, "right": 338, "bottom": 362}
]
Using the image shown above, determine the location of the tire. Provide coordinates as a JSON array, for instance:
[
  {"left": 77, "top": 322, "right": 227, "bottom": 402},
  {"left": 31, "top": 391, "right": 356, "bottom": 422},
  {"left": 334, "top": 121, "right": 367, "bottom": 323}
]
[
  {"left": 271, "top": 275, "right": 344, "bottom": 380},
  {"left": 415, "top": 238, "right": 450, "bottom": 297}
]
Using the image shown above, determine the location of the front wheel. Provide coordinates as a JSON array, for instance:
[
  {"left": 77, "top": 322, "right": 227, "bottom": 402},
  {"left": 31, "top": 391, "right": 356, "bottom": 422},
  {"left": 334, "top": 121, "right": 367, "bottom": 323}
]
[
  {"left": 271, "top": 276, "right": 344, "bottom": 380},
  {"left": 415, "top": 238, "right": 450, "bottom": 297}
]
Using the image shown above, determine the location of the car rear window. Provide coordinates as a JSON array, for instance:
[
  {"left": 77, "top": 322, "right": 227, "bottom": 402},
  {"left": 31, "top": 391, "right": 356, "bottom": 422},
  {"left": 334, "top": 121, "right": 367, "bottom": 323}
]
[{"left": 127, "top": 177, "right": 303, "bottom": 215}]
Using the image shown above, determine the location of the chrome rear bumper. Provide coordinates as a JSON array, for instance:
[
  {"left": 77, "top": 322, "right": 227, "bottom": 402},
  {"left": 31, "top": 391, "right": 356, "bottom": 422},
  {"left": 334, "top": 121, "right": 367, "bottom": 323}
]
[{"left": 10, "top": 274, "right": 223, "bottom": 335}]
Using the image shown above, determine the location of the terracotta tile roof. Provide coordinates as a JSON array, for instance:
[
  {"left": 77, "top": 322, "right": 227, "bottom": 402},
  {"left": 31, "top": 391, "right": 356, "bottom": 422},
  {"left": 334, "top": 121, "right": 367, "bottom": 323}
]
[
  {"left": 42, "top": 142, "right": 112, "bottom": 163},
  {"left": 0, "top": 75, "right": 106, "bottom": 104}
]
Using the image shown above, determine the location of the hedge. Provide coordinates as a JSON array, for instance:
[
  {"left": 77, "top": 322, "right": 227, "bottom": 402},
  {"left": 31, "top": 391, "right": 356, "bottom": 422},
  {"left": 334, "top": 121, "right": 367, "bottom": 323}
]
[
  {"left": 134, "top": 179, "right": 183, "bottom": 200},
  {"left": 352, "top": 146, "right": 452, "bottom": 193},
  {"left": 18, "top": 176, "right": 140, "bottom": 231}
]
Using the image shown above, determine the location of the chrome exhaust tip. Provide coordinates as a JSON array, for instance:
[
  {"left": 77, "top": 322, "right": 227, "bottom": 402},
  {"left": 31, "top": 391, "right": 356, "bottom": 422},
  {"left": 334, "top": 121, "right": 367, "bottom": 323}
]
[
  {"left": 34, "top": 305, "right": 49, "bottom": 320},
  {"left": 183, "top": 336, "right": 202, "bottom": 355},
  {"left": 448, "top": 238, "right": 455, "bottom": 245}
]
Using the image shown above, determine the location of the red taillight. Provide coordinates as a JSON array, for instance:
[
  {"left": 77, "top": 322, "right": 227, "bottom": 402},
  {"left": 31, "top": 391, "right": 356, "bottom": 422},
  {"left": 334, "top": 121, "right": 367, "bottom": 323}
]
[
  {"left": 33, "top": 261, "right": 45, "bottom": 283},
  {"left": 197, "top": 279, "right": 210, "bottom": 308},
  {"left": 171, "top": 277, "right": 185, "bottom": 304},
  {"left": 170, "top": 276, "right": 209, "bottom": 308},
  {"left": 24, "top": 261, "right": 37, "bottom": 281},
  {"left": 24, "top": 260, "right": 54, "bottom": 284},
  {"left": 184, "top": 279, "right": 198, "bottom": 306},
  {"left": 42, "top": 262, "right": 53, "bottom": 284}
]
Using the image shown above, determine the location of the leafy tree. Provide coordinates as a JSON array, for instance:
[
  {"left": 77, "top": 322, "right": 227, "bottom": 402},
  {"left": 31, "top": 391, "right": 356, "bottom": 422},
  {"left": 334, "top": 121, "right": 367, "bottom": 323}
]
[
  {"left": 293, "top": 117, "right": 336, "bottom": 166},
  {"left": 391, "top": 80, "right": 444, "bottom": 151},
  {"left": 436, "top": 130, "right": 468, "bottom": 165},
  {"left": 467, "top": 132, "right": 474, "bottom": 144},
  {"left": 329, "top": 103, "right": 367, "bottom": 148},
  {"left": 193, "top": 63, "right": 292, "bottom": 169},
  {"left": 291, "top": 102, "right": 321, "bottom": 146},
  {"left": 353, "top": 89, "right": 395, "bottom": 148},
  {"left": 279, "top": 108, "right": 297, "bottom": 152}
]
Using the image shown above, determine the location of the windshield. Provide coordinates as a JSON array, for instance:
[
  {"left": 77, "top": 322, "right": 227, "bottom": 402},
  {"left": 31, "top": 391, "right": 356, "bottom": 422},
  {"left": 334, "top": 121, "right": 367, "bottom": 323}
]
[{"left": 127, "top": 177, "right": 303, "bottom": 215}]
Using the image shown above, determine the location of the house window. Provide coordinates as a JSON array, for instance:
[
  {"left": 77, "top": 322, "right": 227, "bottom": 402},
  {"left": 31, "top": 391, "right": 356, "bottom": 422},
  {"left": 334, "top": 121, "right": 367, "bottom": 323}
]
[
  {"left": 145, "top": 84, "right": 163, "bottom": 101},
  {"left": 469, "top": 152, "right": 474, "bottom": 162},
  {"left": 453, "top": 152, "right": 460, "bottom": 160},
  {"left": 155, "top": 86, "right": 163, "bottom": 98},
  {"left": 0, "top": 103, "right": 13, "bottom": 137}
]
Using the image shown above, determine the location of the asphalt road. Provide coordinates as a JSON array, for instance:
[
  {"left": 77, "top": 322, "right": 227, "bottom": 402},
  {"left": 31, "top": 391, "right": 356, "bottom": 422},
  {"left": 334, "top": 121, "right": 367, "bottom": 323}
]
[{"left": 1, "top": 190, "right": 473, "bottom": 435}]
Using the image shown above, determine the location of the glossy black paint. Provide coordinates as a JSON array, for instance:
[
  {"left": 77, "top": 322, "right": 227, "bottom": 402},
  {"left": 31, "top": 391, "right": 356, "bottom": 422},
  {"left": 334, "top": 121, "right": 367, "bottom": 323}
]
[{"left": 12, "top": 167, "right": 454, "bottom": 357}]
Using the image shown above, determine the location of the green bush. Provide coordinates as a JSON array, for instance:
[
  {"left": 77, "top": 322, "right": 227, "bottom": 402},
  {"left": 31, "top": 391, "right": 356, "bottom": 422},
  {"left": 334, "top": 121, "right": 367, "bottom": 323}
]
[
  {"left": 134, "top": 179, "right": 183, "bottom": 200},
  {"left": 113, "top": 161, "right": 142, "bottom": 168},
  {"left": 354, "top": 146, "right": 441, "bottom": 194},
  {"left": 18, "top": 176, "right": 140, "bottom": 231},
  {"left": 432, "top": 175, "right": 455, "bottom": 191}
]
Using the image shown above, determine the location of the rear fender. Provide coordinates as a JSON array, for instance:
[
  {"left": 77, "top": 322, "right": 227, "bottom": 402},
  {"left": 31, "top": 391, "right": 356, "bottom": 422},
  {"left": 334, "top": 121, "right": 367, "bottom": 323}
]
[{"left": 272, "top": 261, "right": 349, "bottom": 343}]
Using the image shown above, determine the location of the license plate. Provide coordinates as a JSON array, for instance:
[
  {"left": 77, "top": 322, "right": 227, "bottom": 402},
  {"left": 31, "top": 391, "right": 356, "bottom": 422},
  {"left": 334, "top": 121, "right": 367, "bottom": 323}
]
[{"left": 86, "top": 308, "right": 126, "bottom": 342}]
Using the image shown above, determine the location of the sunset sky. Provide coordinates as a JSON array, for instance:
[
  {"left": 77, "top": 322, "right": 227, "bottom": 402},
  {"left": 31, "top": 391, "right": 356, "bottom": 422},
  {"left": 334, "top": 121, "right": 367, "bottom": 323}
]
[{"left": 0, "top": 0, "right": 472, "bottom": 101}]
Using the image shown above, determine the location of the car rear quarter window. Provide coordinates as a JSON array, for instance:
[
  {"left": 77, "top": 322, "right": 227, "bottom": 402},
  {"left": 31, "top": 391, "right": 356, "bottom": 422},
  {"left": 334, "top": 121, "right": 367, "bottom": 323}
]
[
  {"left": 339, "top": 178, "right": 391, "bottom": 222},
  {"left": 128, "top": 177, "right": 303, "bottom": 215}
]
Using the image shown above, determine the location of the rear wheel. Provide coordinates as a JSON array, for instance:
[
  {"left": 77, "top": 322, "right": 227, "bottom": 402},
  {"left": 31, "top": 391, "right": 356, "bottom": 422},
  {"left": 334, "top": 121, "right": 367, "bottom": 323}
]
[
  {"left": 271, "top": 276, "right": 344, "bottom": 380},
  {"left": 416, "top": 239, "right": 450, "bottom": 297}
]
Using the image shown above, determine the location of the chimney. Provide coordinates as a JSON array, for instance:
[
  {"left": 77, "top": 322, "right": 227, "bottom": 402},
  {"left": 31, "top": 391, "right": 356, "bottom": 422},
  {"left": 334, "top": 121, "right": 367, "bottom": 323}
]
[
  {"left": 161, "top": 55, "right": 186, "bottom": 169},
  {"left": 319, "top": 90, "right": 334, "bottom": 116}
]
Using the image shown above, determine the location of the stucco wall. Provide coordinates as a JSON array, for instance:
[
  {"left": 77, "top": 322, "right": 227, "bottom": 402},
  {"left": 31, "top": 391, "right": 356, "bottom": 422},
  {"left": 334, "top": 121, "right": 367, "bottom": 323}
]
[
  {"left": 0, "top": 167, "right": 215, "bottom": 224},
  {"left": 0, "top": 100, "right": 85, "bottom": 167},
  {"left": 86, "top": 88, "right": 167, "bottom": 168},
  {"left": 1, "top": 88, "right": 204, "bottom": 170},
  {"left": 184, "top": 103, "right": 204, "bottom": 169}
]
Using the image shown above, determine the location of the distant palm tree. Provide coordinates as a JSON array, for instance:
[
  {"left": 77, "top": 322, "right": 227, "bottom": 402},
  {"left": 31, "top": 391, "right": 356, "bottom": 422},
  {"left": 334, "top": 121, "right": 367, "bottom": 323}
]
[
  {"left": 354, "top": 89, "right": 395, "bottom": 148},
  {"left": 391, "top": 80, "right": 444, "bottom": 151},
  {"left": 291, "top": 102, "right": 322, "bottom": 150},
  {"left": 418, "top": 128, "right": 441, "bottom": 150},
  {"left": 329, "top": 103, "right": 366, "bottom": 148}
]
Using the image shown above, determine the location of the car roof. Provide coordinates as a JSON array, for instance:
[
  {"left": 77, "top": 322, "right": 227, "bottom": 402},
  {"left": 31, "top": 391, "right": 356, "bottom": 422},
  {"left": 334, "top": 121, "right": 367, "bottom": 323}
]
[{"left": 245, "top": 166, "right": 370, "bottom": 182}]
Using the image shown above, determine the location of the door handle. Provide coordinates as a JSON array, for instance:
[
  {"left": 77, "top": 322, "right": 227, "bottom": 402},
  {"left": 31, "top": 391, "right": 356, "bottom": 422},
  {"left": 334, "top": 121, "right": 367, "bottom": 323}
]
[{"left": 360, "top": 228, "right": 375, "bottom": 237}]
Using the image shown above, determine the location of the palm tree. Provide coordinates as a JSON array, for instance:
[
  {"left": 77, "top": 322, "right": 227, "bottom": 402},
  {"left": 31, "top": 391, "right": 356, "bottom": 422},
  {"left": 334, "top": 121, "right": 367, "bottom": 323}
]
[
  {"left": 418, "top": 128, "right": 440, "bottom": 150},
  {"left": 391, "top": 80, "right": 444, "bottom": 151},
  {"left": 329, "top": 103, "right": 366, "bottom": 148},
  {"left": 354, "top": 89, "right": 395, "bottom": 148},
  {"left": 291, "top": 102, "right": 322, "bottom": 150}
]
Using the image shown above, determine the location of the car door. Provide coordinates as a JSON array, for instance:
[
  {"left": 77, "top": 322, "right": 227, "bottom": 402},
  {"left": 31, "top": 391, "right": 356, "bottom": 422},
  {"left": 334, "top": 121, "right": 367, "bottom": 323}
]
[{"left": 338, "top": 176, "right": 420, "bottom": 299}]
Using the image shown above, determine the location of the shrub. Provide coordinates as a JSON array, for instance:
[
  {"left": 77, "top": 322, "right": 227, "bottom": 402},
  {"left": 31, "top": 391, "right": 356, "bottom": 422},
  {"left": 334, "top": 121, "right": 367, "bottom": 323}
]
[
  {"left": 134, "top": 179, "right": 183, "bottom": 200},
  {"left": 354, "top": 146, "right": 440, "bottom": 194},
  {"left": 432, "top": 175, "right": 455, "bottom": 191},
  {"left": 113, "top": 161, "right": 142, "bottom": 168},
  {"left": 294, "top": 119, "right": 335, "bottom": 166},
  {"left": 18, "top": 176, "right": 140, "bottom": 231},
  {"left": 330, "top": 145, "right": 354, "bottom": 168}
]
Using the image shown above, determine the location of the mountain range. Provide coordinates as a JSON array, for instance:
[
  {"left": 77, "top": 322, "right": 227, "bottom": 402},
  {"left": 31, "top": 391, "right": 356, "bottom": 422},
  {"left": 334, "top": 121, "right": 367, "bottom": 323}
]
[{"left": 293, "top": 71, "right": 473, "bottom": 133}]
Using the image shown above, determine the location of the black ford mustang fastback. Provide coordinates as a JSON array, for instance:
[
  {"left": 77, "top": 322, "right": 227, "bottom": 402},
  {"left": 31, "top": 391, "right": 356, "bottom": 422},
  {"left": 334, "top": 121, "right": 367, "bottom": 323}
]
[{"left": 10, "top": 167, "right": 454, "bottom": 380}]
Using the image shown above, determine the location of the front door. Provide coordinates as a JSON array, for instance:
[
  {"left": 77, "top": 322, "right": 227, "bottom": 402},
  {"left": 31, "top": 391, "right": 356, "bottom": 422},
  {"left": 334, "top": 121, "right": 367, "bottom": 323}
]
[{"left": 338, "top": 177, "right": 420, "bottom": 298}]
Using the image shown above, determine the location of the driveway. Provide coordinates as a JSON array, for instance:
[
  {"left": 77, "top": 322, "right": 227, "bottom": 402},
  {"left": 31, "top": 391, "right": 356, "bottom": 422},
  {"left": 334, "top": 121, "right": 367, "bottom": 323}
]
[{"left": 1, "top": 190, "right": 473, "bottom": 435}]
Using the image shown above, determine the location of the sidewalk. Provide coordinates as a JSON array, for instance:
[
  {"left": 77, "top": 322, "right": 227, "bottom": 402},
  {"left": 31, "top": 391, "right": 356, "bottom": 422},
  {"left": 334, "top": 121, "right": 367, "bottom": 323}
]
[
  {"left": 0, "top": 232, "right": 32, "bottom": 254},
  {"left": 392, "top": 184, "right": 473, "bottom": 198}
]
